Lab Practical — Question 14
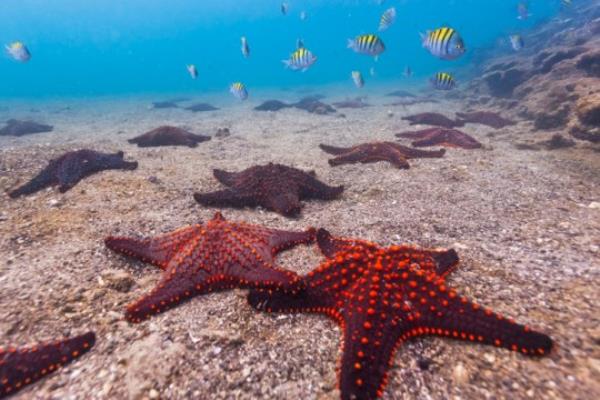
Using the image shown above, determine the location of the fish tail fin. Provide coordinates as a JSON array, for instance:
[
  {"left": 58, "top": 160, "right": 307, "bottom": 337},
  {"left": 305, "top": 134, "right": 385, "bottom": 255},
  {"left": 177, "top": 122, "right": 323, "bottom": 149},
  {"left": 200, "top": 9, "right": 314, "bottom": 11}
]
[
  {"left": 282, "top": 59, "right": 291, "bottom": 68},
  {"left": 347, "top": 39, "right": 354, "bottom": 49},
  {"left": 419, "top": 31, "right": 429, "bottom": 46}
]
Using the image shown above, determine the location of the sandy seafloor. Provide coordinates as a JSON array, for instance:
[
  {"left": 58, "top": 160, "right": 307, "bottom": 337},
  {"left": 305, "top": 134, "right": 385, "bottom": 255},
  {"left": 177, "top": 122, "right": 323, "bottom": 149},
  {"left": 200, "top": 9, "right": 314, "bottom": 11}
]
[{"left": 0, "top": 91, "right": 599, "bottom": 400}]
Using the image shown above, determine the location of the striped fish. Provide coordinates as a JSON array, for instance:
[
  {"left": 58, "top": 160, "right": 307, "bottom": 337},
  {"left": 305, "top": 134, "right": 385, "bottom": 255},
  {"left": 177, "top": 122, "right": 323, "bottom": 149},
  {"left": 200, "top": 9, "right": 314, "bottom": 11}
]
[
  {"left": 186, "top": 64, "right": 198, "bottom": 79},
  {"left": 282, "top": 47, "right": 317, "bottom": 71},
  {"left": 351, "top": 71, "right": 364, "bottom": 88},
  {"left": 5, "top": 41, "right": 31, "bottom": 63},
  {"left": 431, "top": 72, "right": 456, "bottom": 90},
  {"left": 509, "top": 35, "right": 524, "bottom": 51},
  {"left": 241, "top": 36, "right": 250, "bottom": 58},
  {"left": 347, "top": 34, "right": 385, "bottom": 58},
  {"left": 378, "top": 7, "right": 396, "bottom": 31},
  {"left": 421, "top": 27, "right": 465, "bottom": 60},
  {"left": 230, "top": 82, "right": 248, "bottom": 100}
]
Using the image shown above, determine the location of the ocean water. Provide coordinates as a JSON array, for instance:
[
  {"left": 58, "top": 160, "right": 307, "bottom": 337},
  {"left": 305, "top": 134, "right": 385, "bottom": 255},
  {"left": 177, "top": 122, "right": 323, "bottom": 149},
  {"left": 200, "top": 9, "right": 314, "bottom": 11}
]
[{"left": 1, "top": 0, "right": 564, "bottom": 100}]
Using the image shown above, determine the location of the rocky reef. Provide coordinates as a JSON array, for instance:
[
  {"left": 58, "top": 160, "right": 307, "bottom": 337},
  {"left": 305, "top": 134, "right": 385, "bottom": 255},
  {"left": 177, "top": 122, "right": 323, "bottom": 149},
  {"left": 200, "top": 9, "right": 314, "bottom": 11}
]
[{"left": 464, "top": 1, "right": 600, "bottom": 144}]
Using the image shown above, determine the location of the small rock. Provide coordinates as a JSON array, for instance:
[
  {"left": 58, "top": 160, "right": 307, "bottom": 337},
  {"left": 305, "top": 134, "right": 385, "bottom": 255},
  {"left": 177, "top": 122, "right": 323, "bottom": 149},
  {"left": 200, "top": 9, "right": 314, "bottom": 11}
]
[
  {"left": 149, "top": 389, "right": 159, "bottom": 399},
  {"left": 483, "top": 352, "right": 496, "bottom": 364},
  {"left": 453, "top": 363, "right": 470, "bottom": 385},
  {"left": 588, "top": 202, "right": 600, "bottom": 209},
  {"left": 215, "top": 128, "right": 231, "bottom": 138},
  {"left": 148, "top": 176, "right": 161, "bottom": 185}
]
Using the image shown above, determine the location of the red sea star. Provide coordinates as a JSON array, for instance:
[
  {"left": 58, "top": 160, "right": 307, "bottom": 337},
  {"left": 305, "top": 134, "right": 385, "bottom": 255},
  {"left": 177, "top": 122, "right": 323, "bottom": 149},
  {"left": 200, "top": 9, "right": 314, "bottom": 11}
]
[
  {"left": 8, "top": 149, "right": 138, "bottom": 198},
  {"left": 319, "top": 142, "right": 445, "bottom": 169},
  {"left": 0, "top": 332, "right": 95, "bottom": 398},
  {"left": 105, "top": 212, "right": 316, "bottom": 323},
  {"left": 128, "top": 126, "right": 211, "bottom": 148},
  {"left": 401, "top": 112, "right": 464, "bottom": 128},
  {"left": 194, "top": 163, "right": 344, "bottom": 217},
  {"left": 249, "top": 229, "right": 553, "bottom": 400},
  {"left": 396, "top": 128, "right": 482, "bottom": 149}
]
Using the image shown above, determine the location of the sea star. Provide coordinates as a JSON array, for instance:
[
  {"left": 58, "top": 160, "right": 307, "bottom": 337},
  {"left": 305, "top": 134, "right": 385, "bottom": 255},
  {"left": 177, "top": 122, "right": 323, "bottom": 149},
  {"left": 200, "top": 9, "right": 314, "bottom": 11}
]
[
  {"left": 0, "top": 119, "right": 53, "bottom": 137},
  {"left": 319, "top": 142, "right": 445, "bottom": 169},
  {"left": 331, "top": 98, "right": 371, "bottom": 109},
  {"left": 194, "top": 163, "right": 344, "bottom": 217},
  {"left": 254, "top": 100, "right": 292, "bottom": 112},
  {"left": 0, "top": 332, "right": 95, "bottom": 398},
  {"left": 396, "top": 128, "right": 482, "bottom": 149},
  {"left": 455, "top": 111, "right": 517, "bottom": 129},
  {"left": 184, "top": 103, "right": 219, "bottom": 112},
  {"left": 128, "top": 126, "right": 211, "bottom": 148},
  {"left": 105, "top": 212, "right": 316, "bottom": 323},
  {"left": 401, "top": 112, "right": 464, "bottom": 128},
  {"left": 249, "top": 229, "right": 553, "bottom": 400},
  {"left": 8, "top": 150, "right": 138, "bottom": 198}
]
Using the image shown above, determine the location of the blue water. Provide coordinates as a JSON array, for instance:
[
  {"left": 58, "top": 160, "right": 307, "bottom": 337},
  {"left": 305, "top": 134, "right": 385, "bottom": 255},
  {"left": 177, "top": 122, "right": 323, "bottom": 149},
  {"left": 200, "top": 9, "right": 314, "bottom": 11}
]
[{"left": 1, "top": 0, "right": 564, "bottom": 99}]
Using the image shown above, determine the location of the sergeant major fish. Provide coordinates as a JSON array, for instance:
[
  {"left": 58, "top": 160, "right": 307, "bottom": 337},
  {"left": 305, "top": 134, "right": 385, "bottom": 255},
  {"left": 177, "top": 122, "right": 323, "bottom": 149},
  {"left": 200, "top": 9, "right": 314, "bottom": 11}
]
[
  {"left": 241, "top": 36, "right": 250, "bottom": 58},
  {"left": 282, "top": 47, "right": 317, "bottom": 71},
  {"left": 5, "top": 41, "right": 31, "bottom": 62},
  {"left": 431, "top": 72, "right": 456, "bottom": 90},
  {"left": 378, "top": 7, "right": 396, "bottom": 31},
  {"left": 230, "top": 82, "right": 248, "bottom": 100},
  {"left": 347, "top": 34, "right": 385, "bottom": 58},
  {"left": 509, "top": 35, "right": 524, "bottom": 51},
  {"left": 186, "top": 64, "right": 198, "bottom": 79},
  {"left": 421, "top": 27, "right": 465, "bottom": 60},
  {"left": 351, "top": 71, "right": 364, "bottom": 88}
]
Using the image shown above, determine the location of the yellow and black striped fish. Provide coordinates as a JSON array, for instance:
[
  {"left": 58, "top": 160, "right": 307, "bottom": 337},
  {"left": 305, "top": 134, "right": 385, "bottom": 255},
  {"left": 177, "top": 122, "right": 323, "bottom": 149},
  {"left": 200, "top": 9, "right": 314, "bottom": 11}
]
[
  {"left": 378, "top": 7, "right": 396, "bottom": 31},
  {"left": 229, "top": 82, "right": 248, "bottom": 100},
  {"left": 431, "top": 72, "right": 456, "bottom": 90},
  {"left": 282, "top": 47, "right": 317, "bottom": 71},
  {"left": 421, "top": 27, "right": 465, "bottom": 60},
  {"left": 347, "top": 34, "right": 385, "bottom": 57}
]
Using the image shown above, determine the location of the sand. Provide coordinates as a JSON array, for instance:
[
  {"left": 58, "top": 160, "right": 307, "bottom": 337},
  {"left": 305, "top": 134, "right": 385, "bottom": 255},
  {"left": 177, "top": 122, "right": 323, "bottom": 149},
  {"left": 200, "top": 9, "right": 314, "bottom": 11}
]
[{"left": 0, "top": 94, "right": 599, "bottom": 400}]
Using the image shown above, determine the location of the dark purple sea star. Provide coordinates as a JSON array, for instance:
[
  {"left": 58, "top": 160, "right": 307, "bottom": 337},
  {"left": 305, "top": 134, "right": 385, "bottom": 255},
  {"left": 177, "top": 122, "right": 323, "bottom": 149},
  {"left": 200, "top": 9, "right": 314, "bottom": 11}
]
[
  {"left": 249, "top": 229, "right": 553, "bottom": 400},
  {"left": 0, "top": 332, "right": 95, "bottom": 398},
  {"left": 194, "top": 163, "right": 344, "bottom": 217},
  {"left": 319, "top": 142, "right": 445, "bottom": 169},
  {"left": 128, "top": 126, "right": 211, "bottom": 148},
  {"left": 8, "top": 150, "right": 138, "bottom": 198},
  {"left": 456, "top": 111, "right": 517, "bottom": 129},
  {"left": 396, "top": 128, "right": 482, "bottom": 149},
  {"left": 401, "top": 113, "right": 464, "bottom": 128},
  {"left": 105, "top": 212, "right": 315, "bottom": 322}
]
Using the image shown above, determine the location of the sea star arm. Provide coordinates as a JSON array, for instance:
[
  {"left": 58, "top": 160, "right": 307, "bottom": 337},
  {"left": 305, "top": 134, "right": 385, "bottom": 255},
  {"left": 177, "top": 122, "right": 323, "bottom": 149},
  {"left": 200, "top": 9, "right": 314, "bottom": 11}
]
[
  {"left": 265, "top": 228, "right": 317, "bottom": 255},
  {"left": 389, "top": 143, "right": 446, "bottom": 159},
  {"left": 0, "top": 332, "right": 95, "bottom": 398},
  {"left": 8, "top": 166, "right": 57, "bottom": 198},
  {"left": 398, "top": 268, "right": 553, "bottom": 356},
  {"left": 317, "top": 229, "right": 379, "bottom": 258},
  {"left": 105, "top": 225, "right": 201, "bottom": 270},
  {"left": 319, "top": 144, "right": 353, "bottom": 155},
  {"left": 297, "top": 174, "right": 344, "bottom": 200},
  {"left": 194, "top": 189, "right": 259, "bottom": 208},
  {"left": 212, "top": 169, "right": 239, "bottom": 186}
]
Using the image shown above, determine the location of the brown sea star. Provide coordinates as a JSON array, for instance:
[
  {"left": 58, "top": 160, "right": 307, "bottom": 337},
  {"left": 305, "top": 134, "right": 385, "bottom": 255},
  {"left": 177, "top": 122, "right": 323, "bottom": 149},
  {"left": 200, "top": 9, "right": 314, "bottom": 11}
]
[
  {"left": 0, "top": 119, "right": 53, "bottom": 137},
  {"left": 249, "top": 229, "right": 553, "bottom": 400},
  {"left": 319, "top": 142, "right": 445, "bottom": 169},
  {"left": 0, "top": 332, "right": 95, "bottom": 398},
  {"left": 455, "top": 111, "right": 517, "bottom": 129},
  {"left": 396, "top": 128, "right": 482, "bottom": 149},
  {"left": 401, "top": 112, "right": 464, "bottom": 128},
  {"left": 8, "top": 150, "right": 138, "bottom": 198},
  {"left": 105, "top": 212, "right": 316, "bottom": 323},
  {"left": 194, "top": 163, "right": 344, "bottom": 217},
  {"left": 128, "top": 126, "right": 211, "bottom": 148}
]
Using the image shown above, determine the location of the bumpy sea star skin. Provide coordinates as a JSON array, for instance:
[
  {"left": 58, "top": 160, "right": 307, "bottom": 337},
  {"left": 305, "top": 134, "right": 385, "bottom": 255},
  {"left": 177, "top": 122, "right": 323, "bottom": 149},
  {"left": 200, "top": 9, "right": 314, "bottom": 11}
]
[
  {"left": 194, "top": 163, "right": 344, "bottom": 217},
  {"left": 249, "top": 229, "right": 553, "bottom": 400},
  {"left": 396, "top": 128, "right": 483, "bottom": 149},
  {"left": 401, "top": 112, "right": 464, "bottom": 128},
  {"left": 105, "top": 212, "right": 316, "bottom": 323},
  {"left": 455, "top": 111, "right": 517, "bottom": 129},
  {"left": 319, "top": 142, "right": 445, "bottom": 169},
  {"left": 8, "top": 150, "right": 138, "bottom": 198},
  {"left": 128, "top": 126, "right": 211, "bottom": 148},
  {"left": 0, "top": 332, "right": 95, "bottom": 399}
]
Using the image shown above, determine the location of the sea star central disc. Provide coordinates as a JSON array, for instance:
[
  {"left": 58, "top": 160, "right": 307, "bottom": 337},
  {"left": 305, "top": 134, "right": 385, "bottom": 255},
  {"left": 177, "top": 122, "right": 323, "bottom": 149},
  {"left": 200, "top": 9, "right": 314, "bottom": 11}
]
[
  {"left": 396, "top": 128, "right": 482, "bottom": 149},
  {"left": 105, "top": 212, "right": 316, "bottom": 322},
  {"left": 249, "top": 229, "right": 553, "bottom": 400}
]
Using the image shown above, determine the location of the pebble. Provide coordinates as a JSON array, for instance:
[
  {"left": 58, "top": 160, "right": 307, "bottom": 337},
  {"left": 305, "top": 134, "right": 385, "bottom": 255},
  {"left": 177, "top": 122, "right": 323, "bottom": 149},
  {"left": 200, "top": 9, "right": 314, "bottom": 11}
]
[
  {"left": 588, "top": 202, "right": 600, "bottom": 209},
  {"left": 149, "top": 389, "right": 159, "bottom": 399},
  {"left": 452, "top": 363, "right": 470, "bottom": 385}
]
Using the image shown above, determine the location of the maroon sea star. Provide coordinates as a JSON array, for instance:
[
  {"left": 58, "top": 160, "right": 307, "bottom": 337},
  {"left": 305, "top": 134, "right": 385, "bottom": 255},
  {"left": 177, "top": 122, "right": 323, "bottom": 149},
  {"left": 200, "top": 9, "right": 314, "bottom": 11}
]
[
  {"left": 319, "top": 142, "right": 445, "bottom": 169},
  {"left": 194, "top": 163, "right": 344, "bottom": 217},
  {"left": 401, "top": 112, "right": 464, "bottom": 128},
  {"left": 105, "top": 212, "right": 315, "bottom": 323},
  {"left": 8, "top": 150, "right": 138, "bottom": 198},
  {"left": 0, "top": 332, "right": 95, "bottom": 398},
  {"left": 249, "top": 229, "right": 553, "bottom": 400},
  {"left": 456, "top": 111, "right": 517, "bottom": 129},
  {"left": 396, "top": 128, "right": 482, "bottom": 149},
  {"left": 128, "top": 126, "right": 211, "bottom": 148}
]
